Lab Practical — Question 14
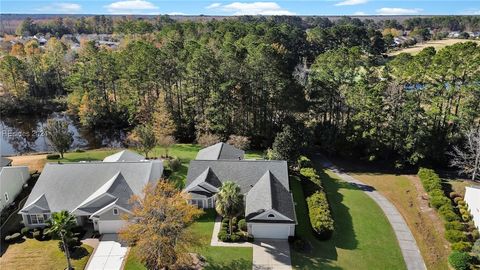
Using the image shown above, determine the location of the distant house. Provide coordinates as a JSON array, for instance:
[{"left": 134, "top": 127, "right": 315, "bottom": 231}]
[
  {"left": 19, "top": 150, "right": 163, "bottom": 234},
  {"left": 0, "top": 157, "right": 30, "bottom": 212},
  {"left": 465, "top": 186, "right": 480, "bottom": 229},
  {"left": 184, "top": 143, "right": 296, "bottom": 239},
  {"left": 448, "top": 31, "right": 461, "bottom": 38},
  {"left": 33, "top": 35, "right": 47, "bottom": 46}
]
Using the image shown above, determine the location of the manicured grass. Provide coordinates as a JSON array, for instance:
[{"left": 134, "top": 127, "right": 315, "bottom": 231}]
[
  {"left": 58, "top": 149, "right": 118, "bottom": 162},
  {"left": 0, "top": 238, "right": 93, "bottom": 270},
  {"left": 125, "top": 210, "right": 252, "bottom": 270},
  {"left": 389, "top": 39, "right": 480, "bottom": 56},
  {"left": 352, "top": 173, "right": 449, "bottom": 270},
  {"left": 290, "top": 168, "right": 406, "bottom": 270}
]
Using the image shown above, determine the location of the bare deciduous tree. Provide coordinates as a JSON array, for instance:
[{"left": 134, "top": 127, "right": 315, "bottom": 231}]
[{"left": 450, "top": 129, "right": 480, "bottom": 181}]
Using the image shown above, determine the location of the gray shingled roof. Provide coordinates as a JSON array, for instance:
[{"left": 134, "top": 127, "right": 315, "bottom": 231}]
[
  {"left": 21, "top": 161, "right": 154, "bottom": 214},
  {"left": 186, "top": 160, "right": 289, "bottom": 193},
  {"left": 185, "top": 159, "right": 294, "bottom": 223},
  {"left": 195, "top": 143, "right": 245, "bottom": 160},
  {"left": 245, "top": 171, "right": 295, "bottom": 223},
  {"left": 103, "top": 150, "right": 145, "bottom": 162}
]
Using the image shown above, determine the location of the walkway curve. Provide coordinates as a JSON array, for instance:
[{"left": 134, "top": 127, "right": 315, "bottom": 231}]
[{"left": 316, "top": 153, "right": 426, "bottom": 270}]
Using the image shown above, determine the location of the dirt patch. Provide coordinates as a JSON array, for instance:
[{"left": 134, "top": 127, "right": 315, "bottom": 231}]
[{"left": 9, "top": 154, "right": 47, "bottom": 173}]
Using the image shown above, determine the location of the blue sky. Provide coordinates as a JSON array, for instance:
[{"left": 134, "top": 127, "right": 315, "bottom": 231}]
[{"left": 1, "top": 0, "right": 479, "bottom": 15}]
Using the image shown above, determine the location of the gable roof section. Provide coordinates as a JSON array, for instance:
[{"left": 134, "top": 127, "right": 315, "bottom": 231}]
[
  {"left": 103, "top": 150, "right": 145, "bottom": 162},
  {"left": 245, "top": 171, "right": 295, "bottom": 223},
  {"left": 186, "top": 160, "right": 289, "bottom": 194},
  {"left": 21, "top": 194, "right": 50, "bottom": 213},
  {"left": 21, "top": 161, "right": 153, "bottom": 214},
  {"left": 195, "top": 143, "right": 245, "bottom": 160},
  {"left": 185, "top": 167, "right": 221, "bottom": 193}
]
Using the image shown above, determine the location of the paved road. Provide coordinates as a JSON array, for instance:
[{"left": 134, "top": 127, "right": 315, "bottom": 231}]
[
  {"left": 253, "top": 239, "right": 292, "bottom": 270},
  {"left": 315, "top": 153, "right": 426, "bottom": 270}
]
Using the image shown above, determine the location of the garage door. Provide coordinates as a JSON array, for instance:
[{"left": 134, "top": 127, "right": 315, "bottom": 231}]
[
  {"left": 251, "top": 223, "right": 290, "bottom": 239},
  {"left": 98, "top": 220, "right": 127, "bottom": 234}
]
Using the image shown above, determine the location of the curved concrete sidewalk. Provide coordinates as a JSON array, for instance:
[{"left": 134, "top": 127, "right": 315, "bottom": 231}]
[{"left": 316, "top": 154, "right": 426, "bottom": 270}]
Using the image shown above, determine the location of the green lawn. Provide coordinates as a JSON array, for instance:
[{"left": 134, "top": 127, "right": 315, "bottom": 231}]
[
  {"left": 0, "top": 238, "right": 93, "bottom": 270},
  {"left": 125, "top": 210, "right": 252, "bottom": 270},
  {"left": 290, "top": 168, "right": 406, "bottom": 270}
]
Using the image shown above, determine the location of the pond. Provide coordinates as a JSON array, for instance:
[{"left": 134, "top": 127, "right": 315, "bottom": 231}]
[{"left": 0, "top": 112, "right": 126, "bottom": 155}]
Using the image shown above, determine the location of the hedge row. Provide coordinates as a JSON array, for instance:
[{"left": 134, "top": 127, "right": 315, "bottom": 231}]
[
  {"left": 417, "top": 168, "right": 472, "bottom": 269},
  {"left": 298, "top": 156, "right": 334, "bottom": 240},
  {"left": 306, "top": 191, "right": 334, "bottom": 239}
]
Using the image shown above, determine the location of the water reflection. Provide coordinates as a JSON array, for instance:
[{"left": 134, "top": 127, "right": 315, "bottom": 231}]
[{"left": 0, "top": 112, "right": 126, "bottom": 155}]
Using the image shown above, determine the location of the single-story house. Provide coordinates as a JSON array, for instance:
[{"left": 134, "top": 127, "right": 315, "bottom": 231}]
[
  {"left": 19, "top": 150, "right": 163, "bottom": 234},
  {"left": 184, "top": 143, "right": 296, "bottom": 239},
  {"left": 0, "top": 159, "right": 30, "bottom": 211},
  {"left": 465, "top": 186, "right": 480, "bottom": 229}
]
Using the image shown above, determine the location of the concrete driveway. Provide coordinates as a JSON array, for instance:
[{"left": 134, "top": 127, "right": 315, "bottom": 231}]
[
  {"left": 253, "top": 239, "right": 292, "bottom": 270},
  {"left": 86, "top": 234, "right": 128, "bottom": 270}
]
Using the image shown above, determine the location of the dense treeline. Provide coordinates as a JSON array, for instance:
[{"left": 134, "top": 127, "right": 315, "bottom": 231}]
[
  {"left": 12, "top": 15, "right": 480, "bottom": 37},
  {"left": 1, "top": 17, "right": 479, "bottom": 168}
]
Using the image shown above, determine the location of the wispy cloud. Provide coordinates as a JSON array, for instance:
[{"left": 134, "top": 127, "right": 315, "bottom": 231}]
[
  {"left": 105, "top": 0, "right": 159, "bottom": 14},
  {"left": 168, "top": 12, "right": 186, "bottom": 15},
  {"left": 36, "top": 2, "right": 81, "bottom": 13},
  {"left": 335, "top": 0, "right": 368, "bottom": 6},
  {"left": 376, "top": 7, "right": 423, "bottom": 15},
  {"left": 353, "top": 11, "right": 367, "bottom": 15},
  {"left": 205, "top": 2, "right": 295, "bottom": 15},
  {"left": 463, "top": 9, "right": 480, "bottom": 15}
]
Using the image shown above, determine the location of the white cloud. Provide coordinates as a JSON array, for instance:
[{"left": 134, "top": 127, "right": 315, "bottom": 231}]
[
  {"left": 37, "top": 3, "right": 81, "bottom": 13},
  {"left": 353, "top": 11, "right": 366, "bottom": 15},
  {"left": 206, "top": 3, "right": 222, "bottom": 9},
  {"left": 463, "top": 9, "right": 480, "bottom": 15},
  {"left": 105, "top": 0, "right": 159, "bottom": 14},
  {"left": 335, "top": 0, "right": 368, "bottom": 6},
  {"left": 206, "top": 2, "right": 295, "bottom": 15},
  {"left": 376, "top": 7, "right": 422, "bottom": 15},
  {"left": 168, "top": 12, "right": 186, "bottom": 15}
]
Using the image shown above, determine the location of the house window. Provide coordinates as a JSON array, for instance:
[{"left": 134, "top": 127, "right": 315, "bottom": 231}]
[
  {"left": 4, "top": 193, "right": 8, "bottom": 202},
  {"left": 29, "top": 214, "right": 48, "bottom": 224},
  {"left": 113, "top": 208, "right": 119, "bottom": 215},
  {"left": 268, "top": 214, "right": 275, "bottom": 218}
]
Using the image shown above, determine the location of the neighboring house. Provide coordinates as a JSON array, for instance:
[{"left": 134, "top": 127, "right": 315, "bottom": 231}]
[
  {"left": 184, "top": 143, "right": 296, "bottom": 239},
  {"left": 465, "top": 186, "right": 480, "bottom": 229},
  {"left": 19, "top": 150, "right": 163, "bottom": 234},
  {"left": 0, "top": 161, "right": 30, "bottom": 211}
]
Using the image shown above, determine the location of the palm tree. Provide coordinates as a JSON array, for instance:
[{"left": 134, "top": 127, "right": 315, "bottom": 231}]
[
  {"left": 215, "top": 181, "right": 244, "bottom": 235},
  {"left": 45, "top": 210, "right": 77, "bottom": 270}
]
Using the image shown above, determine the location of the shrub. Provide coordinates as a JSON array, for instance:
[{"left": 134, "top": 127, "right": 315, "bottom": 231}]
[
  {"left": 167, "top": 158, "right": 182, "bottom": 172},
  {"left": 227, "top": 135, "right": 250, "bottom": 150},
  {"left": 457, "top": 200, "right": 466, "bottom": 206},
  {"left": 306, "top": 191, "right": 334, "bottom": 240},
  {"left": 462, "top": 214, "right": 470, "bottom": 222},
  {"left": 442, "top": 210, "right": 461, "bottom": 222},
  {"left": 67, "top": 237, "right": 81, "bottom": 248},
  {"left": 21, "top": 227, "right": 32, "bottom": 237},
  {"left": 222, "top": 218, "right": 230, "bottom": 225},
  {"left": 445, "top": 221, "right": 464, "bottom": 231},
  {"left": 459, "top": 208, "right": 468, "bottom": 215},
  {"left": 430, "top": 195, "right": 451, "bottom": 209},
  {"left": 197, "top": 133, "right": 220, "bottom": 147},
  {"left": 245, "top": 234, "right": 254, "bottom": 242},
  {"left": 300, "top": 167, "right": 322, "bottom": 186},
  {"left": 46, "top": 154, "right": 60, "bottom": 160},
  {"left": 450, "top": 192, "right": 461, "bottom": 199},
  {"left": 451, "top": 241, "right": 472, "bottom": 252},
  {"left": 446, "top": 230, "right": 468, "bottom": 243},
  {"left": 74, "top": 148, "right": 85, "bottom": 153},
  {"left": 448, "top": 251, "right": 471, "bottom": 270},
  {"left": 238, "top": 219, "right": 247, "bottom": 231},
  {"left": 454, "top": 197, "right": 464, "bottom": 204},
  {"left": 297, "top": 156, "right": 312, "bottom": 169},
  {"left": 5, "top": 233, "right": 22, "bottom": 243},
  {"left": 231, "top": 217, "right": 238, "bottom": 227},
  {"left": 472, "top": 229, "right": 480, "bottom": 240},
  {"left": 230, "top": 233, "right": 241, "bottom": 242},
  {"left": 218, "top": 229, "right": 229, "bottom": 242},
  {"left": 32, "top": 229, "right": 42, "bottom": 240},
  {"left": 417, "top": 168, "right": 442, "bottom": 192}
]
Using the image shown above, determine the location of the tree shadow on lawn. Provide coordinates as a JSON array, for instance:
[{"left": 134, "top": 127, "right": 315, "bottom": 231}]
[
  {"left": 70, "top": 246, "right": 90, "bottom": 260},
  {"left": 292, "top": 161, "right": 361, "bottom": 269}
]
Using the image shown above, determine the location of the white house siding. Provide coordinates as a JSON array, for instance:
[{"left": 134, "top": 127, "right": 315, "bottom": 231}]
[
  {"left": 0, "top": 166, "right": 30, "bottom": 211},
  {"left": 248, "top": 223, "right": 295, "bottom": 239},
  {"left": 465, "top": 187, "right": 480, "bottom": 229}
]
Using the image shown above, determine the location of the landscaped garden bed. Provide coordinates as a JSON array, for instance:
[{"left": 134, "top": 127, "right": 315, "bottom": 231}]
[{"left": 217, "top": 217, "right": 253, "bottom": 242}]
